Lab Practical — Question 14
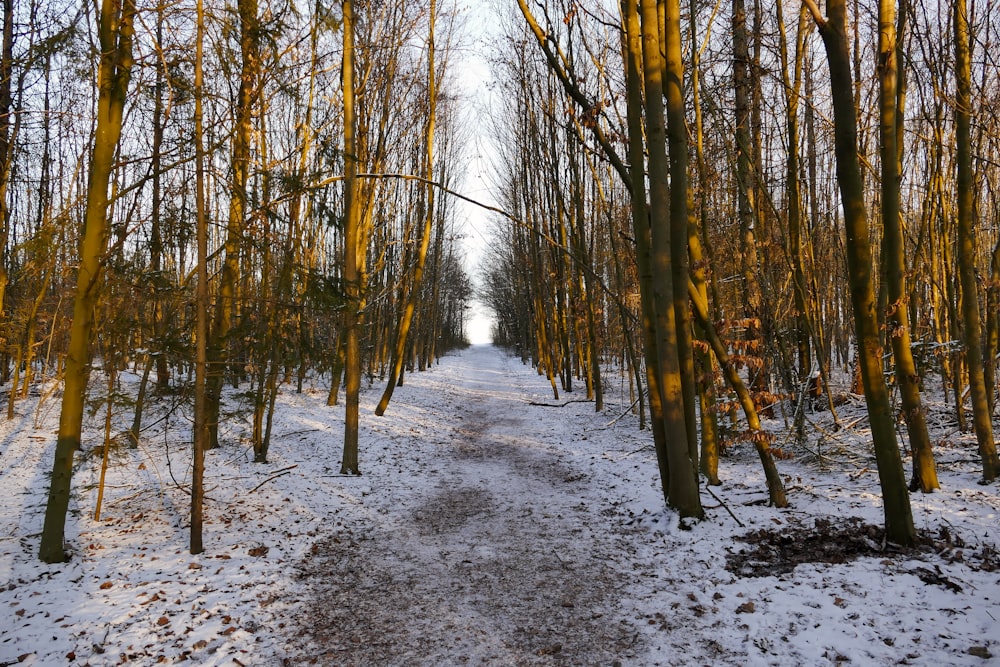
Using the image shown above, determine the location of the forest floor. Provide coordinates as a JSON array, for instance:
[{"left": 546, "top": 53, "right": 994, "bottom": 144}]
[{"left": 1, "top": 345, "right": 999, "bottom": 666}]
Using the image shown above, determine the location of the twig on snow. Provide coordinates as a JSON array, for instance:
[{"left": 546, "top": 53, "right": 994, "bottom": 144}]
[
  {"left": 604, "top": 397, "right": 641, "bottom": 427},
  {"left": 704, "top": 485, "right": 745, "bottom": 528},
  {"left": 527, "top": 399, "right": 591, "bottom": 407},
  {"left": 248, "top": 465, "right": 299, "bottom": 494}
]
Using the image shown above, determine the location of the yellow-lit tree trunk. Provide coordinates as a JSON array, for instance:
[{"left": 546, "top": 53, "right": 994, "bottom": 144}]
[
  {"left": 879, "top": 0, "right": 937, "bottom": 492},
  {"left": 640, "top": 0, "right": 702, "bottom": 519},
  {"left": 205, "top": 0, "right": 258, "bottom": 450},
  {"left": 39, "top": 0, "right": 135, "bottom": 563},
  {"left": 340, "top": 0, "right": 362, "bottom": 475},
  {"left": 954, "top": 0, "right": 998, "bottom": 481},
  {"left": 0, "top": 0, "right": 14, "bottom": 319},
  {"left": 376, "top": 0, "right": 437, "bottom": 416}
]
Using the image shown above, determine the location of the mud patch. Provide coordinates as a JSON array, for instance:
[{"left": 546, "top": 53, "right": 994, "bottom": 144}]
[
  {"left": 413, "top": 486, "right": 495, "bottom": 535},
  {"left": 726, "top": 518, "right": 1000, "bottom": 580},
  {"left": 285, "top": 514, "right": 640, "bottom": 666},
  {"left": 726, "top": 517, "right": 889, "bottom": 578}
]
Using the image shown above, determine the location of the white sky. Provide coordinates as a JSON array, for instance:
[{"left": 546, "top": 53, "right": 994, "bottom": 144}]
[{"left": 453, "top": 1, "right": 502, "bottom": 345}]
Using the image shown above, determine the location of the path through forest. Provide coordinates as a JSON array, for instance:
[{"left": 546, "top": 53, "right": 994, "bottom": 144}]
[
  {"left": 283, "top": 345, "right": 644, "bottom": 665},
  {"left": 4, "top": 345, "right": 997, "bottom": 666}
]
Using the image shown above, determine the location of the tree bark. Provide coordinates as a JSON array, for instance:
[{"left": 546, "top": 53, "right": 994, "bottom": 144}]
[
  {"left": 0, "top": 0, "right": 14, "bottom": 320},
  {"left": 205, "top": 0, "right": 259, "bottom": 450},
  {"left": 954, "top": 0, "right": 998, "bottom": 481},
  {"left": 40, "top": 0, "right": 136, "bottom": 563},
  {"left": 621, "top": 0, "right": 670, "bottom": 502},
  {"left": 640, "top": 0, "right": 702, "bottom": 519},
  {"left": 191, "top": 0, "right": 209, "bottom": 555},
  {"left": 804, "top": 0, "right": 915, "bottom": 545},
  {"left": 340, "top": 0, "right": 362, "bottom": 475},
  {"left": 878, "top": 0, "right": 938, "bottom": 492},
  {"left": 376, "top": 0, "right": 437, "bottom": 416}
]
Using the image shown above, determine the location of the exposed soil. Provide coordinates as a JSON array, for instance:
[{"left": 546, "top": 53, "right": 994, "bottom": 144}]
[
  {"left": 726, "top": 517, "right": 894, "bottom": 578},
  {"left": 726, "top": 516, "right": 1000, "bottom": 582},
  {"left": 282, "top": 391, "right": 642, "bottom": 666}
]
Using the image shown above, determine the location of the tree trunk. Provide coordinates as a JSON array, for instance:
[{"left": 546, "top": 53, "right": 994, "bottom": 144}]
[
  {"left": 376, "top": 0, "right": 437, "bottom": 416},
  {"left": 340, "top": 0, "right": 362, "bottom": 475},
  {"left": 151, "top": 9, "right": 169, "bottom": 390},
  {"left": 191, "top": 0, "right": 209, "bottom": 555},
  {"left": 622, "top": 0, "right": 670, "bottom": 502},
  {"left": 804, "top": 0, "right": 915, "bottom": 545},
  {"left": 689, "top": 281, "right": 787, "bottom": 507},
  {"left": 205, "top": 0, "right": 259, "bottom": 450},
  {"left": 39, "top": 0, "right": 135, "bottom": 563},
  {"left": 641, "top": 0, "right": 702, "bottom": 519},
  {"left": 689, "top": 4, "right": 722, "bottom": 484},
  {"left": 954, "top": 0, "right": 998, "bottom": 481},
  {"left": 879, "top": 0, "right": 937, "bottom": 492},
  {"left": 0, "top": 0, "right": 14, "bottom": 321}
]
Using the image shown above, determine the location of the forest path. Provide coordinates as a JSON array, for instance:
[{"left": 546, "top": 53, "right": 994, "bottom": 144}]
[{"left": 283, "top": 345, "right": 644, "bottom": 666}]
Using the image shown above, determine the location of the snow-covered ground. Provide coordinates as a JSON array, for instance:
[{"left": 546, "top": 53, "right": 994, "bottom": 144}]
[{"left": 1, "top": 345, "right": 997, "bottom": 666}]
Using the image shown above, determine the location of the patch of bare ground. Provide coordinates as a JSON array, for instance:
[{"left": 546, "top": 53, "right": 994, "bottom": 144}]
[
  {"left": 282, "top": 406, "right": 642, "bottom": 666},
  {"left": 726, "top": 517, "right": 1000, "bottom": 585}
]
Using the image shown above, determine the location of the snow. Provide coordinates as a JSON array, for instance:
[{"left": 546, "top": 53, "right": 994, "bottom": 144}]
[{"left": 1, "top": 345, "right": 998, "bottom": 666}]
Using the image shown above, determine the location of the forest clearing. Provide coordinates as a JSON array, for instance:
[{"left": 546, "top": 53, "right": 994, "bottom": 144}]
[{"left": 1, "top": 345, "right": 998, "bottom": 666}]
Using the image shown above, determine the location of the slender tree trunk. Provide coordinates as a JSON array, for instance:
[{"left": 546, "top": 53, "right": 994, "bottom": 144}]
[
  {"left": 804, "top": 0, "right": 915, "bottom": 545},
  {"left": 0, "top": 0, "right": 14, "bottom": 320},
  {"left": 777, "top": 4, "right": 812, "bottom": 383},
  {"left": 689, "top": 3, "right": 722, "bottom": 484},
  {"left": 191, "top": 0, "right": 209, "bottom": 555},
  {"left": 376, "top": 0, "right": 437, "bottom": 416},
  {"left": 879, "top": 0, "right": 937, "bottom": 491},
  {"left": 689, "top": 282, "right": 787, "bottom": 506},
  {"left": 954, "top": 0, "right": 998, "bottom": 481},
  {"left": 987, "top": 232, "right": 1000, "bottom": 416},
  {"left": 39, "top": 0, "right": 136, "bottom": 563},
  {"left": 151, "top": 9, "right": 169, "bottom": 390},
  {"left": 340, "top": 0, "right": 362, "bottom": 475},
  {"left": 205, "top": 0, "right": 258, "bottom": 449},
  {"left": 128, "top": 356, "right": 152, "bottom": 447},
  {"left": 733, "top": 0, "right": 770, "bottom": 417}
]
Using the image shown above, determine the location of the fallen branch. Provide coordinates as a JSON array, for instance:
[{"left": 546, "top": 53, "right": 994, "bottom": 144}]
[
  {"left": 277, "top": 428, "right": 325, "bottom": 438},
  {"left": 248, "top": 465, "right": 298, "bottom": 494},
  {"left": 705, "top": 485, "right": 745, "bottom": 528},
  {"left": 605, "top": 397, "right": 642, "bottom": 427},
  {"left": 528, "top": 399, "right": 591, "bottom": 407}
]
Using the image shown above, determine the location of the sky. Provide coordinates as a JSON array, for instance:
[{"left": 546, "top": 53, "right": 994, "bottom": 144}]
[{"left": 452, "top": 1, "right": 503, "bottom": 345}]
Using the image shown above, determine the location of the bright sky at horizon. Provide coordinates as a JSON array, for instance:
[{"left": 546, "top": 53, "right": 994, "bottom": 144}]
[{"left": 452, "top": 1, "right": 502, "bottom": 345}]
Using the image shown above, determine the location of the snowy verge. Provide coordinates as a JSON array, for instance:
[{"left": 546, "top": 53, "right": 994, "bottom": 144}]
[{"left": 1, "top": 346, "right": 998, "bottom": 666}]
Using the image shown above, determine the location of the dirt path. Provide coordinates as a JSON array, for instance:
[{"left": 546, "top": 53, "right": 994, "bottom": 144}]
[{"left": 283, "top": 348, "right": 643, "bottom": 666}]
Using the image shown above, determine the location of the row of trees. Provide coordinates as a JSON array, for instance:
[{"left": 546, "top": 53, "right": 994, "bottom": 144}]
[
  {"left": 481, "top": 0, "right": 999, "bottom": 540},
  {"left": 5, "top": 0, "right": 998, "bottom": 559},
  {"left": 0, "top": 0, "right": 474, "bottom": 561}
]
